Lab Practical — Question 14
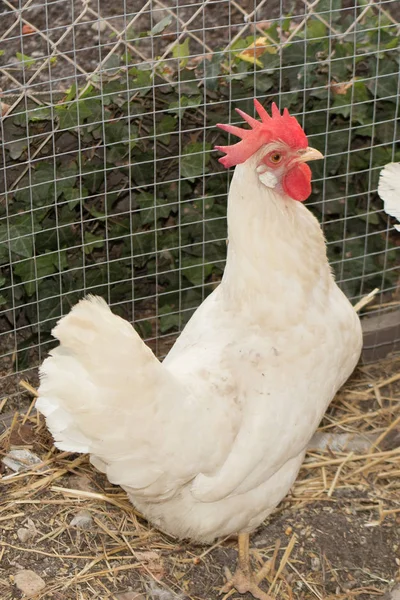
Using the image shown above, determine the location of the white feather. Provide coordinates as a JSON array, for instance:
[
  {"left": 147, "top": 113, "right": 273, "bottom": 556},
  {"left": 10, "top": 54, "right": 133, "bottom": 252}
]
[{"left": 378, "top": 162, "right": 400, "bottom": 231}]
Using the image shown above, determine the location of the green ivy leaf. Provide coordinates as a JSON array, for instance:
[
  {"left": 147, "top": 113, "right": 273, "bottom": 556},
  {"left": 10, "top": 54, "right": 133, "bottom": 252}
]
[
  {"left": 136, "top": 192, "right": 155, "bottom": 225},
  {"left": 129, "top": 67, "right": 153, "bottom": 96},
  {"left": 82, "top": 165, "right": 105, "bottom": 193},
  {"left": 7, "top": 139, "right": 28, "bottom": 160},
  {"left": 134, "top": 319, "right": 153, "bottom": 338},
  {"left": 55, "top": 161, "right": 78, "bottom": 197},
  {"left": 367, "top": 60, "right": 399, "bottom": 102},
  {"left": 56, "top": 99, "right": 94, "bottom": 129},
  {"left": 180, "top": 142, "right": 212, "bottom": 181},
  {"left": 16, "top": 52, "right": 35, "bottom": 68},
  {"left": 355, "top": 208, "right": 380, "bottom": 226},
  {"left": 153, "top": 115, "right": 176, "bottom": 145},
  {"left": 28, "top": 106, "right": 53, "bottom": 122},
  {"left": 84, "top": 232, "right": 105, "bottom": 255},
  {"left": 203, "top": 54, "right": 223, "bottom": 91},
  {"left": 103, "top": 55, "right": 120, "bottom": 73},
  {"left": 0, "top": 221, "right": 34, "bottom": 260},
  {"left": 182, "top": 256, "right": 213, "bottom": 286},
  {"left": 26, "top": 162, "right": 56, "bottom": 207},
  {"left": 150, "top": 15, "right": 173, "bottom": 36},
  {"left": 14, "top": 254, "right": 57, "bottom": 296},
  {"left": 306, "top": 19, "right": 327, "bottom": 40},
  {"left": 159, "top": 304, "right": 180, "bottom": 333},
  {"left": 63, "top": 84, "right": 77, "bottom": 102},
  {"left": 172, "top": 38, "right": 190, "bottom": 68},
  {"left": 314, "top": 0, "right": 343, "bottom": 21},
  {"left": 168, "top": 95, "right": 202, "bottom": 118},
  {"left": 178, "top": 69, "right": 201, "bottom": 95},
  {"left": 64, "top": 186, "right": 88, "bottom": 210}
]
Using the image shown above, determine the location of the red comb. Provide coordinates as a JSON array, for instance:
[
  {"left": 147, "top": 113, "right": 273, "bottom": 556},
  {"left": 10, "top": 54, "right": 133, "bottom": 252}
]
[{"left": 215, "top": 100, "right": 308, "bottom": 168}]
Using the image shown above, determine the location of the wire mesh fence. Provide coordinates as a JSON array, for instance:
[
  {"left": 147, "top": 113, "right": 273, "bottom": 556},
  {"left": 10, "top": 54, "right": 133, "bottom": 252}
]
[{"left": 0, "top": 0, "right": 399, "bottom": 408}]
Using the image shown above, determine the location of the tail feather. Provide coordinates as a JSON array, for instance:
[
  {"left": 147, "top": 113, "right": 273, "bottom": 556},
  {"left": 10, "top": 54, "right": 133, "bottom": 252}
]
[
  {"left": 50, "top": 295, "right": 150, "bottom": 372},
  {"left": 37, "top": 295, "right": 158, "bottom": 449},
  {"left": 36, "top": 295, "right": 199, "bottom": 496}
]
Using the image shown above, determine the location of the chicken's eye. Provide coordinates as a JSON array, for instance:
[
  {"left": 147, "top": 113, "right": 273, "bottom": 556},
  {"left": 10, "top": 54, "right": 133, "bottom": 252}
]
[{"left": 270, "top": 153, "right": 282, "bottom": 164}]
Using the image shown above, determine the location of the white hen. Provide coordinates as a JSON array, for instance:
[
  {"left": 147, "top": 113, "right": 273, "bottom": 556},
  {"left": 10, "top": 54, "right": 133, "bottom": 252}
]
[
  {"left": 37, "top": 100, "right": 362, "bottom": 600},
  {"left": 378, "top": 162, "right": 400, "bottom": 231}
]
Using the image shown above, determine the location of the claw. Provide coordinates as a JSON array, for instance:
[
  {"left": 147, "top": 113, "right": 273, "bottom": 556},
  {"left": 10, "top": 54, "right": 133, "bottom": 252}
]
[
  {"left": 220, "top": 567, "right": 274, "bottom": 600},
  {"left": 219, "top": 533, "right": 274, "bottom": 600}
]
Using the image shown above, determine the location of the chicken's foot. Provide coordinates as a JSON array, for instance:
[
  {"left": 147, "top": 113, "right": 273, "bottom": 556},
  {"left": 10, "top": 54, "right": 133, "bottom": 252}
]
[{"left": 220, "top": 533, "right": 274, "bottom": 600}]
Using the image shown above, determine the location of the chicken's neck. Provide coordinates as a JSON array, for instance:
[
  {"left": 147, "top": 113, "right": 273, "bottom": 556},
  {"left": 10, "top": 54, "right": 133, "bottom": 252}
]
[{"left": 221, "top": 160, "right": 332, "bottom": 320}]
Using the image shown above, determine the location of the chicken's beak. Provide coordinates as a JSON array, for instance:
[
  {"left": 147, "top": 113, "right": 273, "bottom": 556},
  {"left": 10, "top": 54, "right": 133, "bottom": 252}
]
[{"left": 297, "top": 147, "right": 324, "bottom": 162}]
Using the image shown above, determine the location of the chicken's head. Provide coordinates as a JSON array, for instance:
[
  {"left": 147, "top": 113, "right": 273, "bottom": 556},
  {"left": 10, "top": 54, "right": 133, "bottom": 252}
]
[{"left": 215, "top": 100, "right": 323, "bottom": 202}]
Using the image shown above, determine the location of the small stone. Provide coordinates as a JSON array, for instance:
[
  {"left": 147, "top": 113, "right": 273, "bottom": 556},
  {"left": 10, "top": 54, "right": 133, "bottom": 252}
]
[
  {"left": 70, "top": 510, "right": 93, "bottom": 529},
  {"left": 148, "top": 583, "right": 177, "bottom": 599},
  {"left": 17, "top": 519, "right": 37, "bottom": 543},
  {"left": 17, "top": 528, "right": 32, "bottom": 543},
  {"left": 393, "top": 590, "right": 400, "bottom": 600},
  {"left": 14, "top": 570, "right": 45, "bottom": 597},
  {"left": 2, "top": 449, "right": 45, "bottom": 474},
  {"left": 68, "top": 474, "right": 94, "bottom": 492},
  {"left": 91, "top": 19, "right": 107, "bottom": 32},
  {"left": 383, "top": 584, "right": 400, "bottom": 600},
  {"left": 311, "top": 557, "right": 321, "bottom": 571}
]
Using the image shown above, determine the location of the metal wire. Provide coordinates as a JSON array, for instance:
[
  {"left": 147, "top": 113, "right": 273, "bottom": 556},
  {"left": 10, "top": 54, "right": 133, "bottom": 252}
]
[{"left": 0, "top": 0, "right": 399, "bottom": 408}]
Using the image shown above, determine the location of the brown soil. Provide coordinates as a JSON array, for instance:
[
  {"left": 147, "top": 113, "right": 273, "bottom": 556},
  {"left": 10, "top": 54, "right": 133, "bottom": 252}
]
[
  {"left": 2, "top": 0, "right": 285, "bottom": 94},
  {"left": 5, "top": 0, "right": 399, "bottom": 96}
]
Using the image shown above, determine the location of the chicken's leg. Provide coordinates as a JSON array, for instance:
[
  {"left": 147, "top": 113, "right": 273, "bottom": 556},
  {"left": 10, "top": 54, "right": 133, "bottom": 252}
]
[{"left": 220, "top": 533, "right": 273, "bottom": 600}]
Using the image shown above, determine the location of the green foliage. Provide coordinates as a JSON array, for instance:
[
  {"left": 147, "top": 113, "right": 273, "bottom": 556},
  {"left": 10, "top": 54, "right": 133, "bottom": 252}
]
[
  {"left": 16, "top": 52, "right": 35, "bottom": 68},
  {"left": 181, "top": 143, "right": 212, "bottom": 180},
  {"left": 172, "top": 39, "right": 191, "bottom": 68},
  {"left": 1, "top": 5, "right": 399, "bottom": 357},
  {"left": 149, "top": 16, "right": 173, "bottom": 36}
]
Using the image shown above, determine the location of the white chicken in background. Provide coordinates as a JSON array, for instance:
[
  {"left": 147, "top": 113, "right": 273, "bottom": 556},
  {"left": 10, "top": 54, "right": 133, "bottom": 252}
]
[
  {"left": 378, "top": 162, "right": 400, "bottom": 232},
  {"left": 37, "top": 100, "right": 362, "bottom": 600}
]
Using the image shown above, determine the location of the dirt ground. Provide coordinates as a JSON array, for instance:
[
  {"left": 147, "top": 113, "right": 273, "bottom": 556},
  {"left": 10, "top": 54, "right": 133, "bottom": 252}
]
[
  {"left": 1, "top": 0, "right": 283, "bottom": 93},
  {"left": 1, "top": 355, "right": 399, "bottom": 600},
  {"left": 3, "top": 0, "right": 399, "bottom": 95}
]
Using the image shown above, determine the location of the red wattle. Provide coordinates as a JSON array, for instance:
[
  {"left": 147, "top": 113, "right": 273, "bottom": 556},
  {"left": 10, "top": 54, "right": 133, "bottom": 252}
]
[{"left": 282, "top": 163, "right": 312, "bottom": 202}]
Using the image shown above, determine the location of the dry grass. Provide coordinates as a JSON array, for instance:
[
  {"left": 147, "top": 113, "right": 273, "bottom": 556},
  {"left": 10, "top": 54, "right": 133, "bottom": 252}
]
[{"left": 0, "top": 355, "right": 399, "bottom": 600}]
